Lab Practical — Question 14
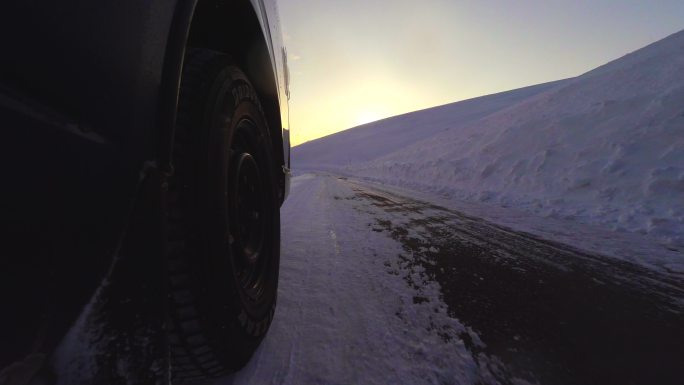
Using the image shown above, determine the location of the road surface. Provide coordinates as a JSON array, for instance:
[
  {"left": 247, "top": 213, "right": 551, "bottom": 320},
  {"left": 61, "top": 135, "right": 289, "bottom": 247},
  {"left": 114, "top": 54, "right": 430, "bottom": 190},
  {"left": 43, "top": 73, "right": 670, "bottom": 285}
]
[{"left": 221, "top": 173, "right": 683, "bottom": 385}]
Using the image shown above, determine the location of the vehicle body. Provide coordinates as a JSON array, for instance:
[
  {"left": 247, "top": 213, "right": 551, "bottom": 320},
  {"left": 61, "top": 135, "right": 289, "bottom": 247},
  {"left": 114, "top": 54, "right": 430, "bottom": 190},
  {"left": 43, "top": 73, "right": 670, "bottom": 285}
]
[{"left": 0, "top": 0, "right": 290, "bottom": 382}]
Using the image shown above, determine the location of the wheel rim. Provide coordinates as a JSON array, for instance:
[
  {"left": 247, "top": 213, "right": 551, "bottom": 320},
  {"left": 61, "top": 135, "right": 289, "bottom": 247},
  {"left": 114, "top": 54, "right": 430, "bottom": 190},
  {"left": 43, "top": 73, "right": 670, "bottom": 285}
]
[{"left": 228, "top": 118, "right": 270, "bottom": 302}]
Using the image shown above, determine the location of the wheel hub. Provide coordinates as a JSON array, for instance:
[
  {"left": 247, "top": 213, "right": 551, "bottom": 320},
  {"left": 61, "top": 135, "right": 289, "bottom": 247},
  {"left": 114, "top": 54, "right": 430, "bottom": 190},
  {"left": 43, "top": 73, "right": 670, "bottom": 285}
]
[{"left": 231, "top": 152, "right": 264, "bottom": 266}]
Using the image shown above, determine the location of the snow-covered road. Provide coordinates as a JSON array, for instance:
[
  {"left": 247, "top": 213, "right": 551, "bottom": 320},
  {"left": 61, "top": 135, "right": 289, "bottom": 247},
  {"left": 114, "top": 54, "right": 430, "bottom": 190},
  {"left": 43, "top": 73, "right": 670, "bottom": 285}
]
[
  {"left": 217, "top": 173, "right": 683, "bottom": 385},
  {"left": 222, "top": 173, "right": 488, "bottom": 385}
]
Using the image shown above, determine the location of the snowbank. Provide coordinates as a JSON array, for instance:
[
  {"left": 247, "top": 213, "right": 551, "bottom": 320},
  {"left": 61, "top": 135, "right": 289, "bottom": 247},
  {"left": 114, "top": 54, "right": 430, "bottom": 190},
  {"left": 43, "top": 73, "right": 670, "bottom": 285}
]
[
  {"left": 293, "top": 79, "right": 568, "bottom": 171},
  {"left": 294, "top": 29, "right": 684, "bottom": 249}
]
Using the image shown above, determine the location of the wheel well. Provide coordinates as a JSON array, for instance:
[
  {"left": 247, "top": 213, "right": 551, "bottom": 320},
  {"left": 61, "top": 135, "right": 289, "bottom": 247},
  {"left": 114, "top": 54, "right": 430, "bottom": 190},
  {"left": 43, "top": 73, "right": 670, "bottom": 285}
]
[{"left": 186, "top": 0, "right": 285, "bottom": 195}]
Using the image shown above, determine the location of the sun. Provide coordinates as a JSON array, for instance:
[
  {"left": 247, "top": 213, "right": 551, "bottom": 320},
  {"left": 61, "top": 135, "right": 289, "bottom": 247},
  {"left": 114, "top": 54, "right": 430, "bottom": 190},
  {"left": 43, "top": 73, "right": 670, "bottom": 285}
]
[{"left": 354, "top": 110, "right": 386, "bottom": 127}]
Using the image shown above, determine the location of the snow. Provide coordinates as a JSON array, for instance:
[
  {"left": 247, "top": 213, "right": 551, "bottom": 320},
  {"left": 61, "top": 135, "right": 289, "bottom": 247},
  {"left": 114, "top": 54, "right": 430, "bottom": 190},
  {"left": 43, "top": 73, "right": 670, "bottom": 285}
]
[
  {"left": 219, "top": 173, "right": 683, "bottom": 384},
  {"left": 294, "top": 29, "right": 684, "bottom": 255},
  {"left": 220, "top": 174, "right": 510, "bottom": 385},
  {"left": 293, "top": 79, "right": 568, "bottom": 172},
  {"left": 350, "top": 176, "right": 684, "bottom": 276}
]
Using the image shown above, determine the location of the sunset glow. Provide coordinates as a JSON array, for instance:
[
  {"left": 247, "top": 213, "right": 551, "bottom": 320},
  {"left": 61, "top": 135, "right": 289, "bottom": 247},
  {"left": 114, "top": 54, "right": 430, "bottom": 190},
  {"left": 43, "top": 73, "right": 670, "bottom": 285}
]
[{"left": 279, "top": 0, "right": 684, "bottom": 145}]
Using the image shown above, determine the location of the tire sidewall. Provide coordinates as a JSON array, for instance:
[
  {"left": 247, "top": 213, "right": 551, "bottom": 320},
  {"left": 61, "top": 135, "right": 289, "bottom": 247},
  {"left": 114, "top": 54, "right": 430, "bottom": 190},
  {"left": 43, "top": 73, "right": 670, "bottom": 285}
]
[{"left": 196, "top": 65, "right": 280, "bottom": 364}]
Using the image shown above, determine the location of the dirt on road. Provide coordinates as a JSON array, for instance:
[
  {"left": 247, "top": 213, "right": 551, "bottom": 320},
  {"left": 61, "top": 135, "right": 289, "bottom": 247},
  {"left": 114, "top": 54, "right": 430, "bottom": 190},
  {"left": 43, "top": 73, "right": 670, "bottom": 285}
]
[{"left": 221, "top": 174, "right": 683, "bottom": 385}]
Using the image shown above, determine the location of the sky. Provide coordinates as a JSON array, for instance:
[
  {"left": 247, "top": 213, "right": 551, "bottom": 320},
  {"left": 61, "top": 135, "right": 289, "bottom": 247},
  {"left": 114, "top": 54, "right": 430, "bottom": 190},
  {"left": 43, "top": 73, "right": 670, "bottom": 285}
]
[{"left": 278, "top": 0, "right": 684, "bottom": 146}]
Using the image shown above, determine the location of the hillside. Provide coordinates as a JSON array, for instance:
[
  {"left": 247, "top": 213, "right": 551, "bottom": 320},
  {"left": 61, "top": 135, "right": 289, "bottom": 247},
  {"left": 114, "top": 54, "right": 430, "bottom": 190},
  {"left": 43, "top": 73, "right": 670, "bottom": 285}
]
[
  {"left": 294, "top": 29, "right": 684, "bottom": 249},
  {"left": 292, "top": 79, "right": 569, "bottom": 170}
]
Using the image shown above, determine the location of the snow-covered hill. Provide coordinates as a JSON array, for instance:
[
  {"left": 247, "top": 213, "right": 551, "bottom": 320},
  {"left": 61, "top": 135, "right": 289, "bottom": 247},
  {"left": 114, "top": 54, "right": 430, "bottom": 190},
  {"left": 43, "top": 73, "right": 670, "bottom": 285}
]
[
  {"left": 292, "top": 79, "right": 569, "bottom": 170},
  {"left": 293, "top": 29, "right": 684, "bottom": 249}
]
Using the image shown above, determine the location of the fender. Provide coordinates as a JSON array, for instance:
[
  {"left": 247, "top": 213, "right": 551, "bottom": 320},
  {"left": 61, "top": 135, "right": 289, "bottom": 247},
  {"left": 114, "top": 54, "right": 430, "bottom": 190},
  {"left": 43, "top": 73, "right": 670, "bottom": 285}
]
[{"left": 159, "top": 0, "right": 291, "bottom": 201}]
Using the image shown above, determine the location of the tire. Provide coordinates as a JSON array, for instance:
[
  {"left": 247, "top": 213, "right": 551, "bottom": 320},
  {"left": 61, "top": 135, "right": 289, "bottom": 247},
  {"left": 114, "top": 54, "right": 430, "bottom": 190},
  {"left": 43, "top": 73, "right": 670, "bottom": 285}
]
[{"left": 166, "top": 48, "right": 280, "bottom": 380}]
